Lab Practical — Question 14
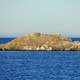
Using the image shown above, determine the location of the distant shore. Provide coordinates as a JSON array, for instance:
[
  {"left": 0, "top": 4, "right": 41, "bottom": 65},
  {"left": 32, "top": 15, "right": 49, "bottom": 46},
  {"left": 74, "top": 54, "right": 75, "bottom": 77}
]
[{"left": 0, "top": 32, "right": 80, "bottom": 51}]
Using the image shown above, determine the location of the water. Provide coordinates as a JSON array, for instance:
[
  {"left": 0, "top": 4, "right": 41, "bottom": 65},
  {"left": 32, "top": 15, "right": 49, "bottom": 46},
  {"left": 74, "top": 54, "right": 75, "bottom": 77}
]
[
  {"left": 0, "top": 38, "right": 80, "bottom": 80},
  {"left": 71, "top": 38, "right": 80, "bottom": 41},
  {"left": 0, "top": 38, "right": 15, "bottom": 44}
]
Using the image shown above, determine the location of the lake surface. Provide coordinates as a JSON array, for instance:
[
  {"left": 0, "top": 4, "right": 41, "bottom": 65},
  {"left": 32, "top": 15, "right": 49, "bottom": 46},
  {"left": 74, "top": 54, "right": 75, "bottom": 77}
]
[{"left": 0, "top": 38, "right": 80, "bottom": 80}]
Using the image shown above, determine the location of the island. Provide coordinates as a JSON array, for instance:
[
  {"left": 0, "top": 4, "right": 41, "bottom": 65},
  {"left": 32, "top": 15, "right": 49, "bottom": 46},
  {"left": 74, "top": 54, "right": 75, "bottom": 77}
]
[{"left": 0, "top": 32, "right": 80, "bottom": 51}]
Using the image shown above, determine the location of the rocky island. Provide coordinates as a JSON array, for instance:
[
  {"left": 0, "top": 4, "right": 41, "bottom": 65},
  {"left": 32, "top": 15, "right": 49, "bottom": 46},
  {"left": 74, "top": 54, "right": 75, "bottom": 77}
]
[{"left": 0, "top": 32, "right": 80, "bottom": 51}]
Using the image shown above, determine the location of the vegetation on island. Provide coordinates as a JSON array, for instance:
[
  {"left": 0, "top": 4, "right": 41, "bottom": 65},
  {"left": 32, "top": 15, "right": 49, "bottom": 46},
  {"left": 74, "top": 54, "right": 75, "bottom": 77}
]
[{"left": 0, "top": 32, "right": 80, "bottom": 51}]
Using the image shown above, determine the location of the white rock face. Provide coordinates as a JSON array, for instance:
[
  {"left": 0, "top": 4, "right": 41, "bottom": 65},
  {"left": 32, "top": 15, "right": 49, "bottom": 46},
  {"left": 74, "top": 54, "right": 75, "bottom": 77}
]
[{"left": 29, "top": 32, "right": 41, "bottom": 37}]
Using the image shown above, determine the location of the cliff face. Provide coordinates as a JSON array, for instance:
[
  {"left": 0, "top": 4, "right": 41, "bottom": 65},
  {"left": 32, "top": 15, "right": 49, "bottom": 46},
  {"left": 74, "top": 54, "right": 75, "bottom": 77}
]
[{"left": 0, "top": 32, "right": 80, "bottom": 50}]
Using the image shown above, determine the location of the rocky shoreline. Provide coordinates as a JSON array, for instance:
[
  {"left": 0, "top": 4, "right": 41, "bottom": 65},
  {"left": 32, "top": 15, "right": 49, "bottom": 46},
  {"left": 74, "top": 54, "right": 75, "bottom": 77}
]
[{"left": 0, "top": 32, "right": 80, "bottom": 51}]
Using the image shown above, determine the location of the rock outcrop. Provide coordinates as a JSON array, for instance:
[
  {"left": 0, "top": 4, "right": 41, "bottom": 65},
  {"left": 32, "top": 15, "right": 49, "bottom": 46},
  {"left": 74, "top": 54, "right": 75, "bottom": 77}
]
[{"left": 0, "top": 32, "right": 80, "bottom": 50}]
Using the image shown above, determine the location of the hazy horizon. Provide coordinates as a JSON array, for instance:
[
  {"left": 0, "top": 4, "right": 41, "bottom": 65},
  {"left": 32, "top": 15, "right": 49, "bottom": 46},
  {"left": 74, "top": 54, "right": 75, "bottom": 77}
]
[
  {"left": 0, "top": 0, "right": 80, "bottom": 37},
  {"left": 0, "top": 32, "right": 80, "bottom": 38}
]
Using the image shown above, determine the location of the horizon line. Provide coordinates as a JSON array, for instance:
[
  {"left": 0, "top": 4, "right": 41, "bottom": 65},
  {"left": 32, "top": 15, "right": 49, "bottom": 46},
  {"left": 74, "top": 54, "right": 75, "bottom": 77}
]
[{"left": 0, "top": 33, "right": 80, "bottom": 38}]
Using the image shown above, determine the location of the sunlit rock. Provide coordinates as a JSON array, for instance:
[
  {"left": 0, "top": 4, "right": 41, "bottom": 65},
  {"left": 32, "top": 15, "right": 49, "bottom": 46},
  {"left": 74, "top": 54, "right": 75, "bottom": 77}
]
[{"left": 0, "top": 32, "right": 80, "bottom": 51}]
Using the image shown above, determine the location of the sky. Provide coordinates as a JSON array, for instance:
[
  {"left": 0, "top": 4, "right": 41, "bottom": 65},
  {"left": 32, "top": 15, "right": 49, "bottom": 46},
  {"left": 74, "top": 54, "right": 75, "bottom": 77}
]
[{"left": 0, "top": 0, "right": 80, "bottom": 37}]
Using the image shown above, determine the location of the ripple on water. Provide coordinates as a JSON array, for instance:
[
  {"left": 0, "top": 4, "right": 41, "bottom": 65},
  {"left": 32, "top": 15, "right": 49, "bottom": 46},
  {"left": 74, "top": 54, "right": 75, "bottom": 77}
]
[{"left": 0, "top": 51, "right": 80, "bottom": 80}]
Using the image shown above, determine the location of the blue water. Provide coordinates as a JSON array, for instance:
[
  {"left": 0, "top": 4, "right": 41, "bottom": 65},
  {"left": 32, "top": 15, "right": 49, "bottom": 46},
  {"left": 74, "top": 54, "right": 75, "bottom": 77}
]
[
  {"left": 0, "top": 38, "right": 80, "bottom": 80},
  {"left": 0, "top": 38, "right": 15, "bottom": 44},
  {"left": 71, "top": 38, "right": 80, "bottom": 41}
]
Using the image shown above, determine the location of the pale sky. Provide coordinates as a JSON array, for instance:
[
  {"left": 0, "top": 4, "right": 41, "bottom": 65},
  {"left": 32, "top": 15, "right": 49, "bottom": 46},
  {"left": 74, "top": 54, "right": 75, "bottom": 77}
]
[{"left": 0, "top": 0, "right": 80, "bottom": 37}]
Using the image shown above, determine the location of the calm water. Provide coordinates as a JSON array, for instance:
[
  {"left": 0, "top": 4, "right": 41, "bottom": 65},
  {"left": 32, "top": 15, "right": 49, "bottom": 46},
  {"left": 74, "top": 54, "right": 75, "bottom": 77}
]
[
  {"left": 0, "top": 38, "right": 15, "bottom": 44},
  {"left": 0, "top": 38, "right": 80, "bottom": 80}
]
